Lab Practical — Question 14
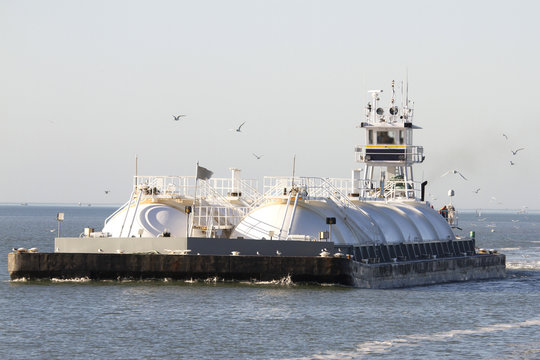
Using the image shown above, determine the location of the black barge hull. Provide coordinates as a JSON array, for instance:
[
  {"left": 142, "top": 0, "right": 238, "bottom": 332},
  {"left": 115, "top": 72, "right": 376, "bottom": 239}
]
[{"left": 8, "top": 252, "right": 505, "bottom": 288}]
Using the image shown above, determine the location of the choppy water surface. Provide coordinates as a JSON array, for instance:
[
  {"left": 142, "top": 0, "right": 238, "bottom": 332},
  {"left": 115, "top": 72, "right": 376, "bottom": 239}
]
[{"left": 0, "top": 205, "right": 539, "bottom": 359}]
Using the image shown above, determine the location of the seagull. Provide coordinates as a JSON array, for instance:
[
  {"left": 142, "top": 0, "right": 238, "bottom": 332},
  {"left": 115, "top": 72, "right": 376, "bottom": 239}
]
[
  {"left": 503, "top": 133, "right": 508, "bottom": 140},
  {"left": 256, "top": 251, "right": 261, "bottom": 256},
  {"left": 252, "top": 153, "right": 263, "bottom": 160},
  {"left": 473, "top": 188, "right": 481, "bottom": 194},
  {"left": 276, "top": 250, "right": 282, "bottom": 256},
  {"left": 441, "top": 170, "right": 468, "bottom": 180},
  {"left": 173, "top": 115, "right": 186, "bottom": 121},
  {"left": 49, "top": 229, "right": 56, "bottom": 233},
  {"left": 104, "top": 190, "right": 110, "bottom": 195},
  {"left": 97, "top": 248, "right": 104, "bottom": 253},
  {"left": 510, "top": 160, "right": 515, "bottom": 166},
  {"left": 511, "top": 148, "right": 524, "bottom": 155},
  {"left": 231, "top": 121, "right": 245, "bottom": 132}
]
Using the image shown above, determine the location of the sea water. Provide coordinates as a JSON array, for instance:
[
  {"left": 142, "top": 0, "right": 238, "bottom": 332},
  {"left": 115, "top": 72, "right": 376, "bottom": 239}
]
[{"left": 0, "top": 205, "right": 538, "bottom": 359}]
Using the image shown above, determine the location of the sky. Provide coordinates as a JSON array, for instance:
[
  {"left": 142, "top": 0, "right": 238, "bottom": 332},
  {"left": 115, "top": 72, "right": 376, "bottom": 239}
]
[{"left": 1, "top": 0, "right": 539, "bottom": 210}]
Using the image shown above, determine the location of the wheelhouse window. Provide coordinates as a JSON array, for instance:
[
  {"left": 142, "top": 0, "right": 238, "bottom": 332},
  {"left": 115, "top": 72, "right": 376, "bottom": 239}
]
[
  {"left": 368, "top": 130, "right": 374, "bottom": 144},
  {"left": 376, "top": 130, "right": 397, "bottom": 145}
]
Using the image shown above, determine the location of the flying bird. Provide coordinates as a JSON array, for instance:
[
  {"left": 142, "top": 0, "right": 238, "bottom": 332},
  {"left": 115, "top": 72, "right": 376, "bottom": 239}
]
[
  {"left": 104, "top": 190, "right": 110, "bottom": 195},
  {"left": 231, "top": 122, "right": 246, "bottom": 132},
  {"left": 252, "top": 153, "right": 263, "bottom": 160},
  {"left": 49, "top": 229, "right": 55, "bottom": 233},
  {"left": 173, "top": 115, "right": 186, "bottom": 121},
  {"left": 502, "top": 133, "right": 508, "bottom": 140},
  {"left": 473, "top": 188, "right": 481, "bottom": 194},
  {"left": 441, "top": 170, "right": 468, "bottom": 180},
  {"left": 510, "top": 160, "right": 515, "bottom": 166},
  {"left": 511, "top": 148, "right": 524, "bottom": 155}
]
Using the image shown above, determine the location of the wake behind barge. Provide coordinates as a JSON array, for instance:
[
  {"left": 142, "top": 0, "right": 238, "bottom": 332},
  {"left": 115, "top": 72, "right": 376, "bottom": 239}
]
[{"left": 8, "top": 82, "right": 505, "bottom": 287}]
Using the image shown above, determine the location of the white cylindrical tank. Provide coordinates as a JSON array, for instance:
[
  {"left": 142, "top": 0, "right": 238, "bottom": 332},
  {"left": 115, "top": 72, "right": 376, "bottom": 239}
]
[
  {"left": 351, "top": 169, "right": 363, "bottom": 195},
  {"left": 231, "top": 168, "right": 241, "bottom": 194}
]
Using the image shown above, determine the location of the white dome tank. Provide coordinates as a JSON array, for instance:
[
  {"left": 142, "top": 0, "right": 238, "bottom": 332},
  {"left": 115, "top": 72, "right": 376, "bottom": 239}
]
[
  {"left": 231, "top": 199, "right": 455, "bottom": 245},
  {"left": 103, "top": 202, "right": 188, "bottom": 237}
]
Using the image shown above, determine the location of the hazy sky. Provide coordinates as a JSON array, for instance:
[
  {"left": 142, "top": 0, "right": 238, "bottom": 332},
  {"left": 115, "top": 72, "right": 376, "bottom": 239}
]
[{"left": 2, "top": 0, "right": 539, "bottom": 210}]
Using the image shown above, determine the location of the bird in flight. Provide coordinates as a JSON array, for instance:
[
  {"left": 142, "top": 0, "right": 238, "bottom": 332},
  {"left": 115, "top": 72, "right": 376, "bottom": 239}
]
[
  {"left": 252, "top": 153, "right": 263, "bottom": 160},
  {"left": 173, "top": 115, "right": 186, "bottom": 121},
  {"left": 511, "top": 148, "right": 524, "bottom": 155},
  {"left": 502, "top": 133, "right": 508, "bottom": 140},
  {"left": 510, "top": 160, "right": 515, "bottom": 166},
  {"left": 473, "top": 188, "right": 481, "bottom": 194},
  {"left": 441, "top": 170, "right": 468, "bottom": 180},
  {"left": 105, "top": 190, "right": 110, "bottom": 195},
  {"left": 231, "top": 121, "right": 246, "bottom": 132}
]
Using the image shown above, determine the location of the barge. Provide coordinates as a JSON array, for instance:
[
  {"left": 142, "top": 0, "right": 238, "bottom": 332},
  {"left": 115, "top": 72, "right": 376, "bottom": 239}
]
[{"left": 8, "top": 82, "right": 505, "bottom": 287}]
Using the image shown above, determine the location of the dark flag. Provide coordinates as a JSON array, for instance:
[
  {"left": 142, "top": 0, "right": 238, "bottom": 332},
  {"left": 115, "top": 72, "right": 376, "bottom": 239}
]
[{"left": 196, "top": 163, "right": 213, "bottom": 180}]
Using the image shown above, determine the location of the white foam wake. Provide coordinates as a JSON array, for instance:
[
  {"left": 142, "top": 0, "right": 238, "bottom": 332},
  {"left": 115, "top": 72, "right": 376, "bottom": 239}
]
[
  {"left": 51, "top": 277, "right": 91, "bottom": 283},
  {"left": 507, "top": 260, "right": 540, "bottom": 270},
  {"left": 242, "top": 274, "right": 295, "bottom": 286},
  {"left": 288, "top": 318, "right": 540, "bottom": 359}
]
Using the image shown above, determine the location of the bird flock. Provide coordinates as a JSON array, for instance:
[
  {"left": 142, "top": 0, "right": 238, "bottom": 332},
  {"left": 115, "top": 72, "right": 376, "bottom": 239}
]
[
  {"left": 435, "top": 133, "right": 527, "bottom": 207},
  {"left": 503, "top": 133, "right": 525, "bottom": 166}
]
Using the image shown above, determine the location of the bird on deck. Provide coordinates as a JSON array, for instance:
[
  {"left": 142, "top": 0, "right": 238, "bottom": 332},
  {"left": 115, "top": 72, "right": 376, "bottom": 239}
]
[
  {"left": 441, "top": 170, "right": 468, "bottom": 180},
  {"left": 276, "top": 250, "right": 282, "bottom": 256},
  {"left": 511, "top": 148, "right": 525, "bottom": 155},
  {"left": 173, "top": 115, "right": 186, "bottom": 121}
]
